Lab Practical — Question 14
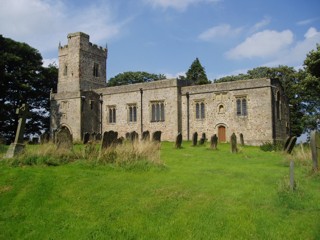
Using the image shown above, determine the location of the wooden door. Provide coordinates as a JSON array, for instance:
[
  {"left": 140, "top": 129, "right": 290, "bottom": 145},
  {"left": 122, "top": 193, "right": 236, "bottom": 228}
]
[{"left": 218, "top": 126, "right": 226, "bottom": 142}]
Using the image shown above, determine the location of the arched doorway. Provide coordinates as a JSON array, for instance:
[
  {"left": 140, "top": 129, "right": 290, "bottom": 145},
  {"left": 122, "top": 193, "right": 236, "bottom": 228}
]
[{"left": 218, "top": 126, "right": 226, "bottom": 142}]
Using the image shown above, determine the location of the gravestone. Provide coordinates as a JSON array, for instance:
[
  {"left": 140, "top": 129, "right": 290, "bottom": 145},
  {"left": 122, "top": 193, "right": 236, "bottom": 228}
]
[
  {"left": 91, "top": 132, "right": 97, "bottom": 141},
  {"left": 32, "top": 137, "right": 39, "bottom": 144},
  {"left": 175, "top": 132, "right": 182, "bottom": 148},
  {"left": 125, "top": 132, "right": 130, "bottom": 140},
  {"left": 40, "top": 132, "right": 50, "bottom": 144},
  {"left": 199, "top": 133, "right": 206, "bottom": 145},
  {"left": 152, "top": 131, "right": 162, "bottom": 142},
  {"left": 192, "top": 132, "right": 198, "bottom": 146},
  {"left": 283, "top": 136, "right": 291, "bottom": 151},
  {"left": 56, "top": 127, "right": 73, "bottom": 150},
  {"left": 5, "top": 104, "right": 29, "bottom": 158},
  {"left": 230, "top": 133, "right": 238, "bottom": 153},
  {"left": 116, "top": 136, "right": 124, "bottom": 145},
  {"left": 210, "top": 134, "right": 218, "bottom": 150},
  {"left": 285, "top": 136, "right": 297, "bottom": 154},
  {"left": 130, "top": 131, "right": 139, "bottom": 142},
  {"left": 240, "top": 133, "right": 244, "bottom": 146},
  {"left": 83, "top": 132, "right": 90, "bottom": 144},
  {"left": 96, "top": 133, "right": 102, "bottom": 141},
  {"left": 142, "top": 131, "right": 150, "bottom": 141},
  {"left": 101, "top": 131, "right": 118, "bottom": 149},
  {"left": 310, "top": 130, "right": 319, "bottom": 171}
]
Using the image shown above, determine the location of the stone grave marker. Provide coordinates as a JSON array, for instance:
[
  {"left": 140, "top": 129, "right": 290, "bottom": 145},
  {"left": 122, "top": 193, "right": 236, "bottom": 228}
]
[
  {"left": 152, "top": 131, "right": 162, "bottom": 142},
  {"left": 283, "top": 136, "right": 291, "bottom": 151},
  {"left": 130, "top": 131, "right": 139, "bottom": 142},
  {"left": 56, "top": 127, "right": 73, "bottom": 150},
  {"left": 175, "top": 132, "right": 182, "bottom": 148},
  {"left": 125, "top": 132, "right": 130, "bottom": 140},
  {"left": 32, "top": 137, "right": 39, "bottom": 144},
  {"left": 142, "top": 131, "right": 150, "bottom": 141},
  {"left": 96, "top": 133, "right": 102, "bottom": 141},
  {"left": 285, "top": 136, "right": 297, "bottom": 154},
  {"left": 210, "top": 134, "right": 218, "bottom": 150},
  {"left": 83, "top": 132, "right": 90, "bottom": 144},
  {"left": 230, "top": 133, "right": 238, "bottom": 153},
  {"left": 6, "top": 104, "right": 29, "bottom": 158},
  {"left": 91, "top": 132, "right": 97, "bottom": 141},
  {"left": 192, "top": 132, "right": 198, "bottom": 146},
  {"left": 101, "top": 131, "right": 118, "bottom": 149},
  {"left": 40, "top": 132, "right": 50, "bottom": 144},
  {"left": 199, "top": 133, "right": 206, "bottom": 145},
  {"left": 310, "top": 130, "right": 319, "bottom": 171},
  {"left": 240, "top": 133, "right": 244, "bottom": 146}
]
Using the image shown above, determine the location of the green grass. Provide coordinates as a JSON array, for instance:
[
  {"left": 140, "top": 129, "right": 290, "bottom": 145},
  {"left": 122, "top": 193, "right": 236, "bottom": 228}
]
[{"left": 0, "top": 142, "right": 319, "bottom": 239}]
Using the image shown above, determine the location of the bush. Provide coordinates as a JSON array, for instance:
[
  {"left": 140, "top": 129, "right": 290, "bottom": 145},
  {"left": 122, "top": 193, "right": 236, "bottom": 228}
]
[{"left": 260, "top": 141, "right": 283, "bottom": 152}]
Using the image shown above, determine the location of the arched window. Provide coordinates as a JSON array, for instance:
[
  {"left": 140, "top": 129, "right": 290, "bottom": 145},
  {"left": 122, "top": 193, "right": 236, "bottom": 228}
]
[
  {"left": 195, "top": 101, "right": 205, "bottom": 119},
  {"left": 236, "top": 97, "right": 248, "bottom": 116},
  {"left": 196, "top": 103, "right": 200, "bottom": 119},
  {"left": 151, "top": 102, "right": 165, "bottom": 122},
  {"left": 108, "top": 106, "right": 116, "bottom": 123},
  {"left": 236, "top": 99, "right": 241, "bottom": 115},
  {"left": 242, "top": 99, "right": 247, "bottom": 116},
  {"left": 201, "top": 102, "right": 205, "bottom": 118}
]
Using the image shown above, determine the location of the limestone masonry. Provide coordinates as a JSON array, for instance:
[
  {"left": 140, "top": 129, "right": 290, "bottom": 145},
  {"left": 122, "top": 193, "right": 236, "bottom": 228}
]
[{"left": 51, "top": 32, "right": 290, "bottom": 145}]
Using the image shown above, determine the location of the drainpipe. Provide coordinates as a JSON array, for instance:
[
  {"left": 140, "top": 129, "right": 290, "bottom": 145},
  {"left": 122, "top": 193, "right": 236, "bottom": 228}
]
[
  {"left": 186, "top": 92, "right": 190, "bottom": 141},
  {"left": 140, "top": 88, "right": 143, "bottom": 135},
  {"left": 99, "top": 93, "right": 103, "bottom": 134}
]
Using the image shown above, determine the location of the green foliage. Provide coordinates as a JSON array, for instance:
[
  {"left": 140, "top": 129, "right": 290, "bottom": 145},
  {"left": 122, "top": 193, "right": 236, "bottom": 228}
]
[
  {"left": 186, "top": 58, "right": 210, "bottom": 85},
  {"left": 108, "top": 71, "right": 166, "bottom": 86},
  {"left": 259, "top": 141, "right": 283, "bottom": 152},
  {"left": 0, "top": 35, "right": 58, "bottom": 141}
]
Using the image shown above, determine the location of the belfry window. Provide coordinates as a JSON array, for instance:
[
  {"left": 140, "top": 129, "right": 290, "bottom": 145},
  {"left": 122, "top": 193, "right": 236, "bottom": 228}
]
[
  {"left": 236, "top": 97, "right": 247, "bottom": 116},
  {"left": 108, "top": 106, "right": 116, "bottom": 123},
  {"left": 63, "top": 65, "right": 68, "bottom": 76},
  {"left": 93, "top": 63, "right": 99, "bottom": 77},
  {"left": 195, "top": 102, "right": 205, "bottom": 119},
  {"left": 151, "top": 101, "right": 165, "bottom": 122}
]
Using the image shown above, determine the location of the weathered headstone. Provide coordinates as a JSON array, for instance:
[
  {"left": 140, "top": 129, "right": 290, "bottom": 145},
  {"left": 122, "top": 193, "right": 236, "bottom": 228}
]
[
  {"left": 152, "top": 131, "right": 162, "bottom": 142},
  {"left": 56, "top": 127, "right": 73, "bottom": 150},
  {"left": 199, "top": 133, "right": 206, "bottom": 145},
  {"left": 130, "top": 131, "right": 139, "bottom": 142},
  {"left": 210, "top": 134, "right": 218, "bottom": 150},
  {"left": 285, "top": 136, "right": 297, "bottom": 154},
  {"left": 5, "top": 104, "right": 29, "bottom": 158},
  {"left": 96, "top": 133, "right": 102, "bottom": 141},
  {"left": 283, "top": 136, "right": 291, "bottom": 151},
  {"left": 116, "top": 136, "right": 124, "bottom": 145},
  {"left": 142, "top": 131, "right": 150, "bottom": 141},
  {"left": 40, "top": 132, "right": 50, "bottom": 144},
  {"left": 239, "top": 133, "right": 244, "bottom": 146},
  {"left": 192, "top": 132, "right": 198, "bottom": 146},
  {"left": 175, "top": 132, "right": 182, "bottom": 148},
  {"left": 91, "top": 132, "right": 97, "bottom": 141},
  {"left": 125, "top": 132, "right": 130, "bottom": 140},
  {"left": 230, "top": 133, "right": 237, "bottom": 153},
  {"left": 101, "top": 131, "right": 118, "bottom": 149},
  {"left": 32, "top": 137, "right": 39, "bottom": 144},
  {"left": 310, "top": 130, "right": 319, "bottom": 171},
  {"left": 83, "top": 132, "right": 90, "bottom": 144}
]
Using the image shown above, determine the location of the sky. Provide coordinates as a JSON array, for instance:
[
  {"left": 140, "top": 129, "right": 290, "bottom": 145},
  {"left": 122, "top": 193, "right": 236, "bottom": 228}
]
[{"left": 1, "top": 0, "right": 320, "bottom": 81}]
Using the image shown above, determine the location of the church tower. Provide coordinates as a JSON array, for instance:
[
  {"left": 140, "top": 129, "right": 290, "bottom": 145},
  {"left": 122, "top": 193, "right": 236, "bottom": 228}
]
[{"left": 58, "top": 32, "right": 108, "bottom": 92}]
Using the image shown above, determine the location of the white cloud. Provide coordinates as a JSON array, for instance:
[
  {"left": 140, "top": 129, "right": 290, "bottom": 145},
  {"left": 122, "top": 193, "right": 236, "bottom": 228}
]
[
  {"left": 144, "top": 0, "right": 220, "bottom": 11},
  {"left": 251, "top": 17, "right": 271, "bottom": 32},
  {"left": 265, "top": 27, "right": 320, "bottom": 67},
  {"left": 297, "top": 18, "right": 318, "bottom": 26},
  {"left": 198, "top": 24, "right": 242, "bottom": 41},
  {"left": 42, "top": 58, "right": 59, "bottom": 67},
  {"left": 226, "top": 29, "right": 293, "bottom": 59},
  {"left": 0, "top": 0, "right": 130, "bottom": 55}
]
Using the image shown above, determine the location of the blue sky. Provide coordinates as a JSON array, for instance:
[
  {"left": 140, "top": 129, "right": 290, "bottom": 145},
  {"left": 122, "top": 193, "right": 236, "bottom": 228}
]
[{"left": 1, "top": 0, "right": 320, "bottom": 81}]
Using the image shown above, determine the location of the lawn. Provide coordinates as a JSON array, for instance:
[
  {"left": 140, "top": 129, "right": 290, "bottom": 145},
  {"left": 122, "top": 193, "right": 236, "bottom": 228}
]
[{"left": 0, "top": 142, "right": 319, "bottom": 239}]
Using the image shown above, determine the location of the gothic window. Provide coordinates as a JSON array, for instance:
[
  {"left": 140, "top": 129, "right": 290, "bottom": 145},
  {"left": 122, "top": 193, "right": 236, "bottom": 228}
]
[
  {"left": 63, "top": 64, "right": 68, "bottom": 76},
  {"left": 219, "top": 104, "right": 225, "bottom": 114},
  {"left": 151, "top": 101, "right": 165, "bottom": 122},
  {"left": 128, "top": 104, "right": 137, "bottom": 123},
  {"left": 93, "top": 63, "right": 99, "bottom": 77},
  {"left": 195, "top": 101, "right": 205, "bottom": 119},
  {"left": 108, "top": 106, "right": 116, "bottom": 123},
  {"left": 236, "top": 97, "right": 247, "bottom": 116}
]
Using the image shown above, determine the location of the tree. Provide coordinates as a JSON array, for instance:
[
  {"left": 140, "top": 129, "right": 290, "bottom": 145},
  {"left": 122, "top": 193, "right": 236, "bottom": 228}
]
[
  {"left": 108, "top": 71, "right": 166, "bottom": 86},
  {"left": 186, "top": 58, "right": 209, "bottom": 85},
  {"left": 0, "top": 35, "right": 58, "bottom": 141},
  {"left": 300, "top": 44, "right": 320, "bottom": 131}
]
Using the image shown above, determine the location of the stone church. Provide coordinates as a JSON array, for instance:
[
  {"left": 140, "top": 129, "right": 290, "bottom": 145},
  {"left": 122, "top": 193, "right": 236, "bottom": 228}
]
[{"left": 50, "top": 32, "right": 290, "bottom": 146}]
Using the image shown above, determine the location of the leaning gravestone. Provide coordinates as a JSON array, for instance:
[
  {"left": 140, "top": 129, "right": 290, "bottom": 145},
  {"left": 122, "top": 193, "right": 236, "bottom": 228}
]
[
  {"left": 285, "top": 136, "right": 297, "bottom": 154},
  {"left": 83, "top": 132, "right": 90, "bottom": 144},
  {"left": 240, "top": 133, "right": 244, "bottom": 146},
  {"left": 230, "top": 133, "right": 237, "bottom": 153},
  {"left": 283, "top": 136, "right": 291, "bottom": 151},
  {"left": 175, "top": 132, "right": 182, "bottom": 148},
  {"left": 56, "top": 127, "right": 73, "bottom": 150},
  {"left": 101, "top": 131, "right": 118, "bottom": 149},
  {"left": 192, "top": 132, "right": 198, "bottom": 146},
  {"left": 152, "top": 131, "right": 162, "bottom": 142},
  {"left": 310, "top": 130, "right": 320, "bottom": 171},
  {"left": 142, "top": 131, "right": 150, "bottom": 141},
  {"left": 6, "top": 104, "right": 29, "bottom": 158},
  {"left": 210, "top": 134, "right": 218, "bottom": 150}
]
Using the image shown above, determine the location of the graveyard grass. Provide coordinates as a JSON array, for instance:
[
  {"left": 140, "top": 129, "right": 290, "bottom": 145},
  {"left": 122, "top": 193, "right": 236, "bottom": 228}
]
[{"left": 0, "top": 142, "right": 319, "bottom": 239}]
